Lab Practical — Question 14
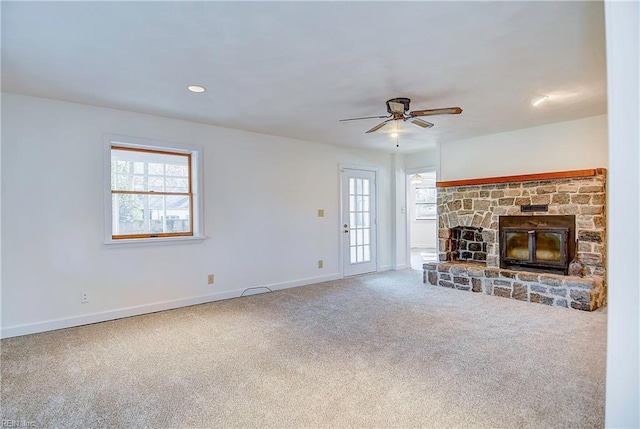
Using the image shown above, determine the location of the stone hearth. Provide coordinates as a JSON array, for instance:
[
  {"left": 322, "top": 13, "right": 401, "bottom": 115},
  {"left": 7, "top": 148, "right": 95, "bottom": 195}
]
[{"left": 424, "top": 169, "right": 607, "bottom": 311}]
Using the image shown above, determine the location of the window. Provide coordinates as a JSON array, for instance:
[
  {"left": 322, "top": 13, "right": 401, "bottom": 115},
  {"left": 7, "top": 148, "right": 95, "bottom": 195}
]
[
  {"left": 415, "top": 187, "right": 437, "bottom": 220},
  {"left": 104, "top": 135, "right": 204, "bottom": 243}
]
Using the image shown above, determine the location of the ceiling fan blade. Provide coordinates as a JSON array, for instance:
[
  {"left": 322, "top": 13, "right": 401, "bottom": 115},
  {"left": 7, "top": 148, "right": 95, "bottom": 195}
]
[
  {"left": 411, "top": 118, "right": 435, "bottom": 129},
  {"left": 339, "top": 115, "right": 391, "bottom": 122},
  {"left": 410, "top": 107, "right": 463, "bottom": 117},
  {"left": 365, "top": 119, "right": 393, "bottom": 134}
]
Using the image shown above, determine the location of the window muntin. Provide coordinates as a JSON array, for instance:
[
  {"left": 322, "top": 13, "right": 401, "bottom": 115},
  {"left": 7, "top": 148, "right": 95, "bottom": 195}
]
[
  {"left": 110, "top": 146, "right": 193, "bottom": 239},
  {"left": 415, "top": 187, "right": 437, "bottom": 220}
]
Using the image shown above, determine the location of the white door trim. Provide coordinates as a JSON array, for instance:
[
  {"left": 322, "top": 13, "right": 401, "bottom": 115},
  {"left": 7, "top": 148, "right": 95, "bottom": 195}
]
[{"left": 338, "top": 164, "right": 379, "bottom": 278}]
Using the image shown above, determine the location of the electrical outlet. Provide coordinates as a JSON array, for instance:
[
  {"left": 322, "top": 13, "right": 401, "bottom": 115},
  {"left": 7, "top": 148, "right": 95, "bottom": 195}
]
[
  {"left": 207, "top": 274, "right": 215, "bottom": 284},
  {"left": 81, "top": 292, "right": 89, "bottom": 303},
  {"left": 318, "top": 260, "right": 324, "bottom": 269}
]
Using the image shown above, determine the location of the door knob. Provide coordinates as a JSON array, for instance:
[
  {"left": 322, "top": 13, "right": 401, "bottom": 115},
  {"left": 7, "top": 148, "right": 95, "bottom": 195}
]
[{"left": 343, "top": 224, "right": 349, "bottom": 234}]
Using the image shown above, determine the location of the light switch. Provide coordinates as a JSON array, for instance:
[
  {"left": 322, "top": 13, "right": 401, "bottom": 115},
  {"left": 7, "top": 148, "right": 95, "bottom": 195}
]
[
  {"left": 401, "top": 206, "right": 406, "bottom": 214},
  {"left": 318, "top": 209, "right": 325, "bottom": 217}
]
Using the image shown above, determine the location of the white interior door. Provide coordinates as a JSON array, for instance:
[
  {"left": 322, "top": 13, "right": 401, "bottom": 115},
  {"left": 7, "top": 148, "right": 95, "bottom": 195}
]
[{"left": 341, "top": 168, "right": 377, "bottom": 276}]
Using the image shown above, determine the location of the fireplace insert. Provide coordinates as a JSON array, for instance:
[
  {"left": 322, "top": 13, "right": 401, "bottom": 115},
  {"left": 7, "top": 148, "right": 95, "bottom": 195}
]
[{"left": 499, "top": 215, "right": 575, "bottom": 275}]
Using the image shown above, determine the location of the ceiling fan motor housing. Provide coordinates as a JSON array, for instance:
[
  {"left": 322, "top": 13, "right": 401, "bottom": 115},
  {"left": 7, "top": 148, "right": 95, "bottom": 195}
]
[{"left": 386, "top": 97, "right": 411, "bottom": 114}]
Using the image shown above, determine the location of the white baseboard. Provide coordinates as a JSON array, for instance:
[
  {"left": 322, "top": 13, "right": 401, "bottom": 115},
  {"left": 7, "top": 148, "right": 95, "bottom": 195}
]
[
  {"left": 379, "top": 264, "right": 393, "bottom": 272},
  {"left": 1, "top": 272, "right": 342, "bottom": 339},
  {"left": 395, "top": 263, "right": 409, "bottom": 270}
]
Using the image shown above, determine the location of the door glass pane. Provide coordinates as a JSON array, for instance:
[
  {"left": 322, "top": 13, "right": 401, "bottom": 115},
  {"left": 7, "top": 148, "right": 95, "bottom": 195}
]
[
  {"left": 350, "top": 231, "right": 356, "bottom": 246},
  {"left": 349, "top": 196, "right": 355, "bottom": 211},
  {"left": 363, "top": 179, "right": 369, "bottom": 195},
  {"left": 350, "top": 212, "right": 356, "bottom": 227},
  {"left": 363, "top": 214, "right": 370, "bottom": 228},
  {"left": 349, "top": 178, "right": 355, "bottom": 195},
  {"left": 364, "top": 245, "right": 371, "bottom": 262},
  {"left": 536, "top": 232, "right": 563, "bottom": 261},
  {"left": 357, "top": 246, "right": 363, "bottom": 262},
  {"left": 357, "top": 229, "right": 363, "bottom": 245},
  {"left": 362, "top": 196, "right": 370, "bottom": 212},
  {"left": 357, "top": 195, "right": 363, "bottom": 211},
  {"left": 350, "top": 247, "right": 357, "bottom": 263},
  {"left": 356, "top": 212, "right": 363, "bottom": 227},
  {"left": 363, "top": 229, "right": 370, "bottom": 245}
]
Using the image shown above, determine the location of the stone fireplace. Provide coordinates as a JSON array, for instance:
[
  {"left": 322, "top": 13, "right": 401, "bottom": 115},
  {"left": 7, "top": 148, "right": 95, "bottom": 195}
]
[{"left": 423, "top": 169, "right": 607, "bottom": 311}]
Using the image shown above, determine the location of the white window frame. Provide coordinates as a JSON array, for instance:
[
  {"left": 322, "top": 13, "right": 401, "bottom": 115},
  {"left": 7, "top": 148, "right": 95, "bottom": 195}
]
[{"left": 103, "top": 134, "right": 205, "bottom": 245}]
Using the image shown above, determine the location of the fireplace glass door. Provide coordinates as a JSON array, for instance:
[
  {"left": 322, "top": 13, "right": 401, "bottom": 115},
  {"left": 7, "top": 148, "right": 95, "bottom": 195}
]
[
  {"left": 535, "top": 231, "right": 563, "bottom": 262},
  {"left": 501, "top": 227, "right": 568, "bottom": 271}
]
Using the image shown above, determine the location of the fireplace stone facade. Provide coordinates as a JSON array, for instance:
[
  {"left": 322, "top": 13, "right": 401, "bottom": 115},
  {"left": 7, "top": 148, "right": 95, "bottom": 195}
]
[{"left": 424, "top": 170, "right": 607, "bottom": 311}]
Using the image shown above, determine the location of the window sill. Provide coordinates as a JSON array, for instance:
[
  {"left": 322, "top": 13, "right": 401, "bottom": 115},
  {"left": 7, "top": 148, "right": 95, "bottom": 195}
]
[{"left": 103, "top": 235, "right": 206, "bottom": 248}]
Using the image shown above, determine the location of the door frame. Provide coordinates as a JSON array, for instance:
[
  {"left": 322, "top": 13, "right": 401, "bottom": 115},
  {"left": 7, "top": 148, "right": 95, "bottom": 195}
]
[
  {"left": 405, "top": 167, "right": 438, "bottom": 269},
  {"left": 338, "top": 163, "right": 380, "bottom": 278}
]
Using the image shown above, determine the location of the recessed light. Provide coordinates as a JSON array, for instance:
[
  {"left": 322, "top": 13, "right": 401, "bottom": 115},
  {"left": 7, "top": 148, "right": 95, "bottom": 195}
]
[
  {"left": 532, "top": 95, "right": 549, "bottom": 106},
  {"left": 391, "top": 132, "right": 398, "bottom": 138},
  {"left": 188, "top": 85, "right": 206, "bottom": 93}
]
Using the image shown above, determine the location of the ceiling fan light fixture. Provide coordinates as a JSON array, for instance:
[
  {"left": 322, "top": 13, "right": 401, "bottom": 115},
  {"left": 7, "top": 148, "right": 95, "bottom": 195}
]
[
  {"left": 532, "top": 95, "right": 549, "bottom": 106},
  {"left": 391, "top": 132, "right": 398, "bottom": 138},
  {"left": 410, "top": 174, "right": 423, "bottom": 184}
]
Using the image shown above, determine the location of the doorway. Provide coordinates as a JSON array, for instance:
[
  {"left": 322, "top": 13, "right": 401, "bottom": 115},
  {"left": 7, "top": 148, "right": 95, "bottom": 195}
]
[
  {"left": 407, "top": 171, "right": 438, "bottom": 270},
  {"left": 341, "top": 167, "right": 378, "bottom": 277}
]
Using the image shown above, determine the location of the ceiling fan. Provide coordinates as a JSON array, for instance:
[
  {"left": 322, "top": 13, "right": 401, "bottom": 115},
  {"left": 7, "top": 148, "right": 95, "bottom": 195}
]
[{"left": 340, "top": 97, "right": 462, "bottom": 133}]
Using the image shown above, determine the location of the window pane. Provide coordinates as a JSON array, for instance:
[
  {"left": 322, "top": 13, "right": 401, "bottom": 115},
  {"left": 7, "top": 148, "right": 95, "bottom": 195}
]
[
  {"left": 111, "top": 148, "right": 189, "bottom": 192},
  {"left": 148, "top": 177, "right": 164, "bottom": 192},
  {"left": 113, "top": 194, "right": 190, "bottom": 236},
  {"left": 415, "top": 187, "right": 437, "bottom": 204},
  {"left": 148, "top": 163, "right": 164, "bottom": 175},
  {"left": 165, "top": 164, "right": 188, "bottom": 177},
  {"left": 133, "top": 162, "right": 145, "bottom": 174},
  {"left": 416, "top": 204, "right": 437, "bottom": 220}
]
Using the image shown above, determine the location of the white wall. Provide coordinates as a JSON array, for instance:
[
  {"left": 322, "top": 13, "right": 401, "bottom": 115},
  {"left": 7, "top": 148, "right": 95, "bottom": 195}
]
[
  {"left": 439, "top": 115, "right": 608, "bottom": 181},
  {"left": 404, "top": 149, "right": 437, "bottom": 172},
  {"left": 1, "top": 93, "right": 394, "bottom": 337},
  {"left": 604, "top": 0, "right": 639, "bottom": 426},
  {"left": 391, "top": 154, "right": 408, "bottom": 269}
]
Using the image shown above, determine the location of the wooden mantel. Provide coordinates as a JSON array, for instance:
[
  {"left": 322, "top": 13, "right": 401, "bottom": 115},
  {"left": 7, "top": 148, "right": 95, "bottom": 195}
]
[{"left": 436, "top": 168, "right": 606, "bottom": 188}]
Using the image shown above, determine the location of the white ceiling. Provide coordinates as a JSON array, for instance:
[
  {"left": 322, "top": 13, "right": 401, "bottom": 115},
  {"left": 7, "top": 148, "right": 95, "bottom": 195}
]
[{"left": 1, "top": 1, "right": 607, "bottom": 153}]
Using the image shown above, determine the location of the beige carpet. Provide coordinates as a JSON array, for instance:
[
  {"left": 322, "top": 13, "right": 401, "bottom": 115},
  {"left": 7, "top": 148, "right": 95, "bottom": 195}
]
[{"left": 1, "top": 270, "right": 606, "bottom": 428}]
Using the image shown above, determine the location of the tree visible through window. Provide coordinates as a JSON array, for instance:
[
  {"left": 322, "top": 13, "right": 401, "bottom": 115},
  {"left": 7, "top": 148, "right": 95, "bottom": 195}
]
[
  {"left": 415, "top": 187, "right": 437, "bottom": 220},
  {"left": 111, "top": 147, "right": 192, "bottom": 239}
]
